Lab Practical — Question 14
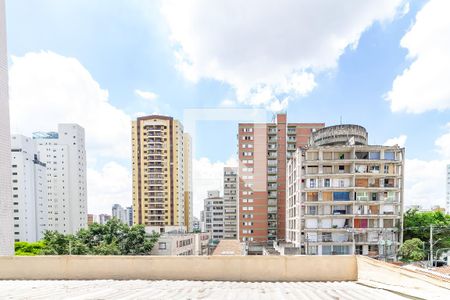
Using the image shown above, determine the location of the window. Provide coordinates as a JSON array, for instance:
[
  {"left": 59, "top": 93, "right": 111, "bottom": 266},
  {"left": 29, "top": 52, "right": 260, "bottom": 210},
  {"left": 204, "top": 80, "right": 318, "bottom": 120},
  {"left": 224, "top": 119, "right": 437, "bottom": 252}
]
[
  {"left": 307, "top": 246, "right": 318, "bottom": 255},
  {"left": 338, "top": 165, "right": 345, "bottom": 173},
  {"left": 322, "top": 246, "right": 332, "bottom": 255},
  {"left": 371, "top": 193, "right": 378, "bottom": 201},
  {"left": 307, "top": 206, "right": 317, "bottom": 215},
  {"left": 384, "top": 151, "right": 395, "bottom": 160},
  {"left": 356, "top": 192, "right": 368, "bottom": 201},
  {"left": 309, "top": 179, "right": 316, "bottom": 188},
  {"left": 158, "top": 242, "right": 166, "bottom": 250},
  {"left": 324, "top": 178, "right": 331, "bottom": 187},
  {"left": 370, "top": 165, "right": 380, "bottom": 173},
  {"left": 369, "top": 152, "right": 380, "bottom": 160},
  {"left": 333, "top": 192, "right": 350, "bottom": 201}
]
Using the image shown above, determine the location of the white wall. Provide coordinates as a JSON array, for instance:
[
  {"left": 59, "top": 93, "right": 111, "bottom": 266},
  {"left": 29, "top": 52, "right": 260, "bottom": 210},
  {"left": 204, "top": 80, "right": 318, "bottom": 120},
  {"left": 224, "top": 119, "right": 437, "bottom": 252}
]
[{"left": 0, "top": 0, "right": 14, "bottom": 255}]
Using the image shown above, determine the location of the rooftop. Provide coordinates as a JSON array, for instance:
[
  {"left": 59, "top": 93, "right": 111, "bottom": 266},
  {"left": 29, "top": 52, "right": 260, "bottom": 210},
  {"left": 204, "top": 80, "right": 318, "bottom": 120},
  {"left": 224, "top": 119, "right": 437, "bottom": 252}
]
[
  {"left": 0, "top": 280, "right": 410, "bottom": 300},
  {"left": 0, "top": 255, "right": 448, "bottom": 299}
]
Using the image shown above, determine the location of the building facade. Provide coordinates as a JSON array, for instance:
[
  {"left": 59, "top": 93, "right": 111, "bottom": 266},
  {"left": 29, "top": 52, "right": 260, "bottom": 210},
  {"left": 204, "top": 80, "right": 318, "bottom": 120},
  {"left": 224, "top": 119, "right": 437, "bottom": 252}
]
[
  {"left": 223, "top": 167, "right": 238, "bottom": 239},
  {"left": 11, "top": 135, "right": 48, "bottom": 242},
  {"left": 238, "top": 113, "right": 324, "bottom": 243},
  {"left": 151, "top": 231, "right": 211, "bottom": 256},
  {"left": 183, "top": 133, "right": 193, "bottom": 231},
  {"left": 98, "top": 214, "right": 111, "bottom": 225},
  {"left": 203, "top": 190, "right": 224, "bottom": 241},
  {"left": 112, "top": 204, "right": 130, "bottom": 225},
  {"left": 132, "top": 115, "right": 192, "bottom": 229},
  {"left": 0, "top": 0, "right": 14, "bottom": 255},
  {"left": 286, "top": 125, "right": 404, "bottom": 259},
  {"left": 33, "top": 124, "right": 87, "bottom": 234},
  {"left": 126, "top": 206, "right": 133, "bottom": 226}
]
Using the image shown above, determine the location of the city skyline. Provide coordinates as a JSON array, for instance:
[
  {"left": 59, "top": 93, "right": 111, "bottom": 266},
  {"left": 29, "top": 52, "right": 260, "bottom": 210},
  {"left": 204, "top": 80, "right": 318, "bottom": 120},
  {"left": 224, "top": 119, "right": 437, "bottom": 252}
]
[{"left": 4, "top": 0, "right": 450, "bottom": 218}]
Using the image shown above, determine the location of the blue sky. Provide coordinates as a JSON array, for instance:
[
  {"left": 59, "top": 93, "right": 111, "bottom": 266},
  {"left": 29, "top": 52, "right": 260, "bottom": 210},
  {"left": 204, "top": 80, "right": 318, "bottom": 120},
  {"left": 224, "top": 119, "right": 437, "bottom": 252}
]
[{"left": 5, "top": 0, "right": 450, "bottom": 215}]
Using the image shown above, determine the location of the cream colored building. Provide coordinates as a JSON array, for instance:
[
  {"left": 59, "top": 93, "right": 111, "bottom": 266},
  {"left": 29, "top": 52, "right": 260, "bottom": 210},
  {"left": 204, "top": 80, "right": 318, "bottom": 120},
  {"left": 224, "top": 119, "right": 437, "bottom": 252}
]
[
  {"left": 286, "top": 125, "right": 404, "bottom": 260},
  {"left": 132, "top": 115, "right": 192, "bottom": 230}
]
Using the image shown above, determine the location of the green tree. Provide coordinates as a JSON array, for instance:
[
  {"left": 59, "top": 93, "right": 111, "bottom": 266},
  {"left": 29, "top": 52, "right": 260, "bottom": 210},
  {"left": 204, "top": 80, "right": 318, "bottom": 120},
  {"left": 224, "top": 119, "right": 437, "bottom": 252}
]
[
  {"left": 15, "top": 241, "right": 45, "bottom": 256},
  {"left": 41, "top": 231, "right": 88, "bottom": 255},
  {"left": 399, "top": 238, "right": 425, "bottom": 261},
  {"left": 40, "top": 218, "right": 159, "bottom": 255},
  {"left": 403, "top": 209, "right": 450, "bottom": 258}
]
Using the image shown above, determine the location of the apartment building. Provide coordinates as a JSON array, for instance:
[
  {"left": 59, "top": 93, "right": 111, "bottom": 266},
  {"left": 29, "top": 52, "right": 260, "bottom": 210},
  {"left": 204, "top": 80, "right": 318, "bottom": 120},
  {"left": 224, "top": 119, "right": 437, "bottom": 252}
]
[
  {"left": 223, "top": 167, "right": 238, "bottom": 239},
  {"left": 203, "top": 191, "right": 224, "bottom": 241},
  {"left": 238, "top": 113, "right": 324, "bottom": 243},
  {"left": 286, "top": 125, "right": 404, "bottom": 259},
  {"left": 33, "top": 124, "right": 87, "bottom": 235},
  {"left": 87, "top": 214, "right": 95, "bottom": 226},
  {"left": 98, "top": 214, "right": 111, "bottom": 225},
  {"left": 112, "top": 204, "right": 131, "bottom": 225},
  {"left": 132, "top": 115, "right": 192, "bottom": 230},
  {"left": 126, "top": 206, "right": 133, "bottom": 226},
  {"left": 0, "top": 0, "right": 13, "bottom": 255},
  {"left": 11, "top": 135, "right": 48, "bottom": 242},
  {"left": 151, "top": 230, "right": 211, "bottom": 256}
]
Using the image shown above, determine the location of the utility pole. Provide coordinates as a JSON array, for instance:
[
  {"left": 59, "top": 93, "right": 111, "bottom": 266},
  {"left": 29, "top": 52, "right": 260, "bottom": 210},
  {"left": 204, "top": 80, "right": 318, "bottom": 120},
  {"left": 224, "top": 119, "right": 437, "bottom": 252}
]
[{"left": 430, "top": 224, "right": 433, "bottom": 268}]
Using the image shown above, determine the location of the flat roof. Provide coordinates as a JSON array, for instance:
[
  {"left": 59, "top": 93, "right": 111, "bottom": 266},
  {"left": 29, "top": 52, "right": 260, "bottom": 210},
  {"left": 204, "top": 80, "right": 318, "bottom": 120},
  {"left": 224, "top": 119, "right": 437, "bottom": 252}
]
[{"left": 0, "top": 280, "right": 409, "bottom": 299}]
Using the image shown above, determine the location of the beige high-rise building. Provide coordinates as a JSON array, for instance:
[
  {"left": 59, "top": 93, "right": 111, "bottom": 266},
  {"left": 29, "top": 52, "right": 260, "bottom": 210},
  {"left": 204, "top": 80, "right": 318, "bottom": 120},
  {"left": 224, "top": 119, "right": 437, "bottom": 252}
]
[{"left": 132, "top": 115, "right": 192, "bottom": 230}]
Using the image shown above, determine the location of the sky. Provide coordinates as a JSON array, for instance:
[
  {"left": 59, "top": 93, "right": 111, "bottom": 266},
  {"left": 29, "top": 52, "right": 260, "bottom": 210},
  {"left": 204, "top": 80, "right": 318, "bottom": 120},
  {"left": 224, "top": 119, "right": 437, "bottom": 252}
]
[{"left": 5, "top": 0, "right": 450, "bottom": 217}]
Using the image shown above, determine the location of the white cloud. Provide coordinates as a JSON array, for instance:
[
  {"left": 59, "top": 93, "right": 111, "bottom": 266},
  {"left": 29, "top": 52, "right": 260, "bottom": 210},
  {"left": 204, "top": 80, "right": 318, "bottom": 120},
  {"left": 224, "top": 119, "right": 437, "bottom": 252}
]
[
  {"left": 383, "top": 134, "right": 407, "bottom": 147},
  {"left": 403, "top": 124, "right": 450, "bottom": 210},
  {"left": 435, "top": 123, "right": 450, "bottom": 159},
  {"left": 386, "top": 0, "right": 450, "bottom": 113},
  {"left": 193, "top": 156, "right": 237, "bottom": 218},
  {"left": 161, "top": 0, "right": 405, "bottom": 111},
  {"left": 404, "top": 159, "right": 448, "bottom": 209},
  {"left": 9, "top": 51, "right": 133, "bottom": 214},
  {"left": 135, "top": 89, "right": 158, "bottom": 101},
  {"left": 87, "top": 162, "right": 131, "bottom": 215},
  {"left": 9, "top": 51, "right": 131, "bottom": 160},
  {"left": 219, "top": 99, "right": 236, "bottom": 107}
]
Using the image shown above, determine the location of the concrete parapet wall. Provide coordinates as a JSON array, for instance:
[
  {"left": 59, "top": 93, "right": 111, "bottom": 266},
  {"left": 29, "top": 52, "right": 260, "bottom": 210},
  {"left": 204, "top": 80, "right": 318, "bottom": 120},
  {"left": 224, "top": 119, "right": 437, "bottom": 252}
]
[
  {"left": 311, "top": 124, "right": 368, "bottom": 146},
  {"left": 0, "top": 255, "right": 357, "bottom": 282}
]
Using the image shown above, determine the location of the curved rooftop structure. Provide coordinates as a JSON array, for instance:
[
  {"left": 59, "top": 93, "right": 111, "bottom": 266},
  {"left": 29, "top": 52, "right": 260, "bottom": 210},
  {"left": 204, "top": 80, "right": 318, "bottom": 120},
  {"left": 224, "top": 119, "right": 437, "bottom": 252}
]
[{"left": 310, "top": 124, "right": 368, "bottom": 146}]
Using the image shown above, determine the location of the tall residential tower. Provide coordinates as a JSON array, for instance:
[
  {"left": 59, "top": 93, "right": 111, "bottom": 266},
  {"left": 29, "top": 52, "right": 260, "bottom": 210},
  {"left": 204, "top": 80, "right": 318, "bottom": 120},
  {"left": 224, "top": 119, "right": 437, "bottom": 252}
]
[
  {"left": 132, "top": 115, "right": 192, "bottom": 231},
  {"left": 223, "top": 167, "right": 238, "bottom": 239},
  {"left": 33, "top": 124, "right": 87, "bottom": 234},
  {"left": 0, "top": 0, "right": 14, "bottom": 255},
  {"left": 238, "top": 113, "right": 324, "bottom": 243},
  {"left": 11, "top": 135, "right": 48, "bottom": 242}
]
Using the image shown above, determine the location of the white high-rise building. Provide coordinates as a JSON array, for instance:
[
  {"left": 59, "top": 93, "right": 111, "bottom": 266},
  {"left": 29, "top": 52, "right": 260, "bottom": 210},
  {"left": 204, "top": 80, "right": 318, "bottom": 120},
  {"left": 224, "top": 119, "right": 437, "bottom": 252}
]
[
  {"left": 33, "top": 124, "right": 87, "bottom": 234},
  {"left": 112, "top": 204, "right": 130, "bottom": 225},
  {"left": 0, "top": 0, "right": 14, "bottom": 255},
  {"left": 203, "top": 190, "right": 224, "bottom": 241},
  {"left": 126, "top": 206, "right": 133, "bottom": 226},
  {"left": 446, "top": 164, "right": 450, "bottom": 214},
  {"left": 11, "top": 135, "right": 48, "bottom": 242}
]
